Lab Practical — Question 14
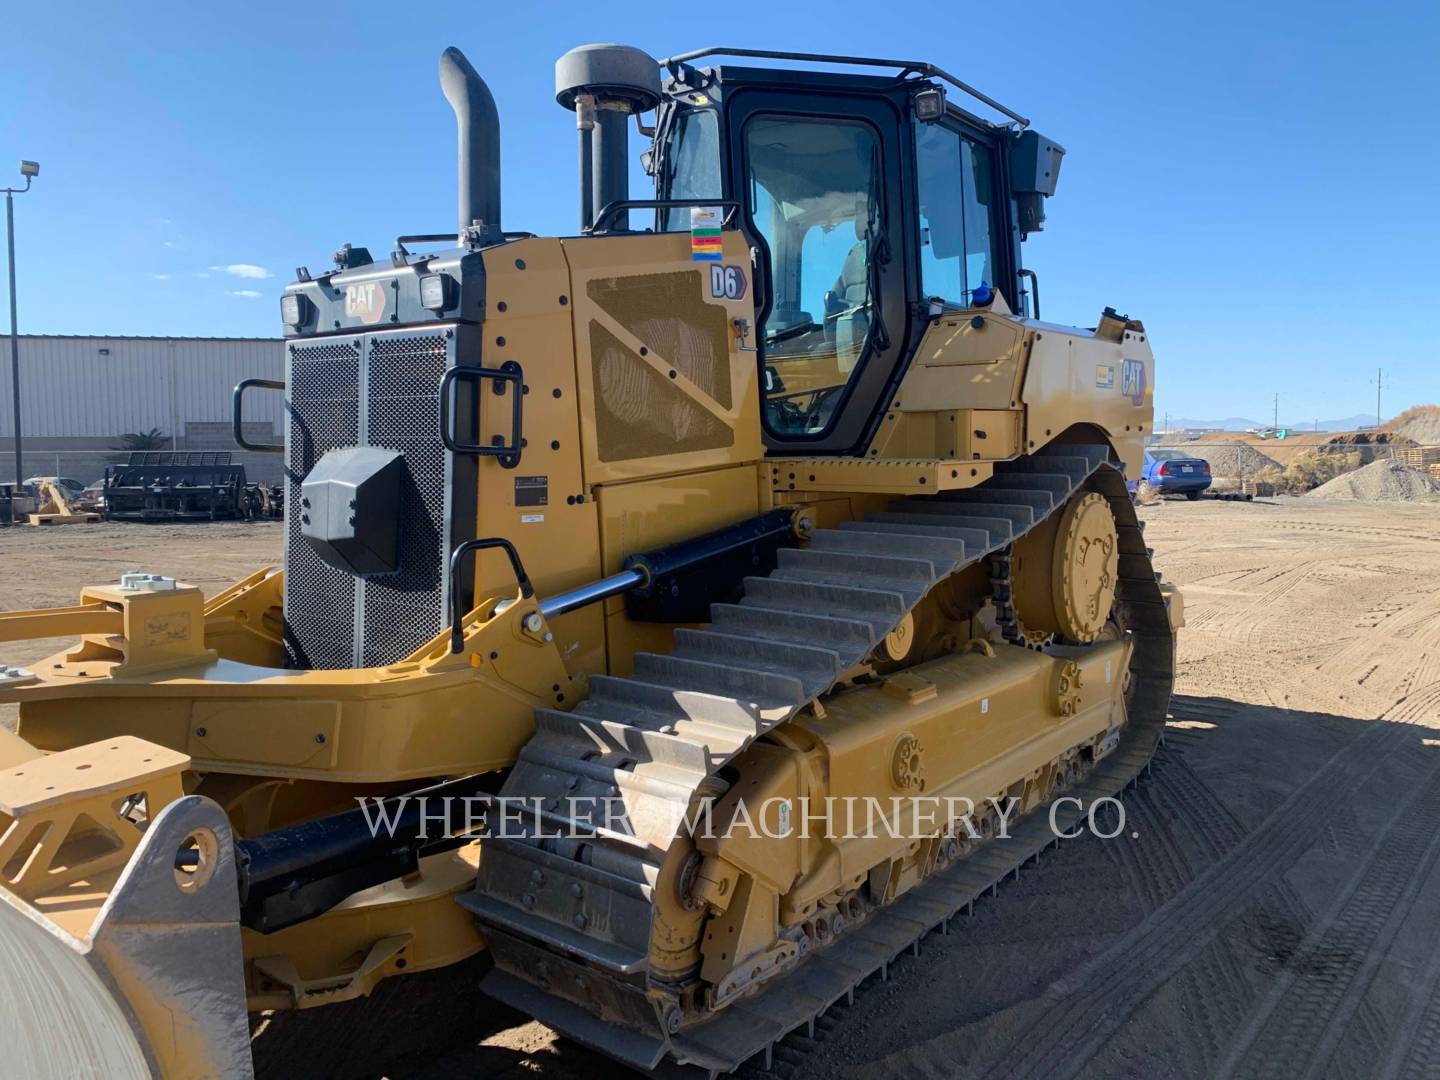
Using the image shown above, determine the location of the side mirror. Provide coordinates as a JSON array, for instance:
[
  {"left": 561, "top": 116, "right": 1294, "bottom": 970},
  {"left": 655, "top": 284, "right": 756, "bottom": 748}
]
[{"left": 1009, "top": 131, "right": 1066, "bottom": 237}]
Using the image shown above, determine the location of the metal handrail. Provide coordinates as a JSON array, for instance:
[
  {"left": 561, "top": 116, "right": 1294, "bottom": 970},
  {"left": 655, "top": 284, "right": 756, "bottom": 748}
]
[
  {"left": 439, "top": 362, "right": 524, "bottom": 468},
  {"left": 232, "top": 379, "right": 285, "bottom": 453},
  {"left": 1018, "top": 268, "right": 1041, "bottom": 321},
  {"left": 657, "top": 47, "right": 1029, "bottom": 127},
  {"left": 448, "top": 537, "right": 533, "bottom": 653},
  {"left": 589, "top": 198, "right": 739, "bottom": 234},
  {"left": 393, "top": 230, "right": 539, "bottom": 257}
]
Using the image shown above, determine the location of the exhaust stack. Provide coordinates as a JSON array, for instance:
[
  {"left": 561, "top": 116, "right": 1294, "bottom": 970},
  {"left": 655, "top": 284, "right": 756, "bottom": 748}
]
[{"left": 439, "top": 47, "right": 502, "bottom": 238}]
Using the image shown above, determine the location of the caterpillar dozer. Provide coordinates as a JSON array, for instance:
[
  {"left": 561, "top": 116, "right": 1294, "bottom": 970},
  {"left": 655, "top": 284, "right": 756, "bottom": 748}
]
[{"left": 0, "top": 43, "right": 1180, "bottom": 1078}]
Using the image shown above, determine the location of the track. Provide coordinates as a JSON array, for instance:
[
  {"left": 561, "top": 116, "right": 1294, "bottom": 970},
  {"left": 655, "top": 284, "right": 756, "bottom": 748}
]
[{"left": 460, "top": 446, "right": 1175, "bottom": 1075}]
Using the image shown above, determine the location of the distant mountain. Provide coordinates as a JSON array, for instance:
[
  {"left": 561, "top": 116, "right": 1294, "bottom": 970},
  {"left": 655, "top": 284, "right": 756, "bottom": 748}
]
[
  {"left": 1158, "top": 413, "right": 1385, "bottom": 434},
  {"left": 1159, "top": 416, "right": 1265, "bottom": 432},
  {"left": 1318, "top": 413, "right": 1388, "bottom": 432}
]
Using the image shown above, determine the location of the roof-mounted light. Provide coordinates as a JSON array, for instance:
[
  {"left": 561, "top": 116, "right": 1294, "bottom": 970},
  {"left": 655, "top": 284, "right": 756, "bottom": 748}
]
[{"left": 914, "top": 87, "right": 946, "bottom": 122}]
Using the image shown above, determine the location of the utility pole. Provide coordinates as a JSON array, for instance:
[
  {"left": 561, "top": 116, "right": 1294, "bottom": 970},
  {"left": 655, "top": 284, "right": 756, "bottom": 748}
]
[
  {"left": 5, "top": 161, "right": 40, "bottom": 487},
  {"left": 1376, "top": 367, "right": 1383, "bottom": 429},
  {"left": 1273, "top": 393, "right": 1278, "bottom": 430}
]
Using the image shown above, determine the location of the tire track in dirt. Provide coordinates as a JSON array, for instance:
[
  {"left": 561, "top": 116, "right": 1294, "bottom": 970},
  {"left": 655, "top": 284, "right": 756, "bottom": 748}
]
[
  {"left": 1126, "top": 745, "right": 1325, "bottom": 1073},
  {"left": 1140, "top": 760, "right": 1255, "bottom": 1077},
  {"left": 1377, "top": 930, "right": 1440, "bottom": 1080},
  {"left": 947, "top": 709, "right": 1422, "bottom": 1080},
  {"left": 1216, "top": 740, "right": 1440, "bottom": 1078},
  {"left": 1259, "top": 519, "right": 1440, "bottom": 544},
  {"left": 1101, "top": 787, "right": 1188, "bottom": 914},
  {"left": 1328, "top": 826, "right": 1440, "bottom": 1080}
]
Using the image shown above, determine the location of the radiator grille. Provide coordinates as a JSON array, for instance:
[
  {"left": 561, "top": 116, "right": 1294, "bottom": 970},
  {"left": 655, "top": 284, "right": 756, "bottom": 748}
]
[
  {"left": 359, "top": 332, "right": 451, "bottom": 667},
  {"left": 284, "top": 340, "right": 360, "bottom": 670},
  {"left": 283, "top": 328, "right": 471, "bottom": 670}
]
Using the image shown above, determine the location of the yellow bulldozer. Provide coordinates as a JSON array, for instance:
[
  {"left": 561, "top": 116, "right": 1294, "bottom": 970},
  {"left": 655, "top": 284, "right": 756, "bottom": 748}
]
[{"left": 0, "top": 44, "right": 1179, "bottom": 1077}]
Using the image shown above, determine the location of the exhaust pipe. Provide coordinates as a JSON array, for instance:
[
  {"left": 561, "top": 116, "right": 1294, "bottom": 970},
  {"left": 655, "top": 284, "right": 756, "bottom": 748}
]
[{"left": 439, "top": 46, "right": 501, "bottom": 237}]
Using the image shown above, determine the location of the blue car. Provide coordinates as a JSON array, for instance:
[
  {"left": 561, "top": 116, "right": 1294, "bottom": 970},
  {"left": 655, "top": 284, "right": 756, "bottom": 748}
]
[{"left": 1138, "top": 449, "right": 1212, "bottom": 499}]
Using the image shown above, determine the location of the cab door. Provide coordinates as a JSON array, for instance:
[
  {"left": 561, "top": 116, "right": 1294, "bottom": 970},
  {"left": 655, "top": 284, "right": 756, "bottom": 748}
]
[{"left": 724, "top": 88, "right": 915, "bottom": 455}]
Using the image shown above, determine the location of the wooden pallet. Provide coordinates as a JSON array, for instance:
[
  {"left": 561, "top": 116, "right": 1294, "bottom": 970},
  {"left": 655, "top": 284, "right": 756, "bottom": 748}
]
[{"left": 1395, "top": 445, "right": 1440, "bottom": 467}]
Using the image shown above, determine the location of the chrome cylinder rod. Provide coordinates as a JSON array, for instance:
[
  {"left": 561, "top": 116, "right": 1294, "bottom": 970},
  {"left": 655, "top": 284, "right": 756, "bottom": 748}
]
[{"left": 539, "top": 568, "right": 645, "bottom": 620}]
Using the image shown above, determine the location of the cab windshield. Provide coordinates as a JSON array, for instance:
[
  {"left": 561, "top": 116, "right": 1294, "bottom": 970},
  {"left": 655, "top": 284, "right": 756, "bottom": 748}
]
[{"left": 659, "top": 109, "right": 722, "bottom": 231}]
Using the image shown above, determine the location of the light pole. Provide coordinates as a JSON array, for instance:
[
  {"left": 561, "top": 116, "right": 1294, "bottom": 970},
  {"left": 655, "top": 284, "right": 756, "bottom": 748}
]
[{"left": 5, "top": 160, "right": 39, "bottom": 487}]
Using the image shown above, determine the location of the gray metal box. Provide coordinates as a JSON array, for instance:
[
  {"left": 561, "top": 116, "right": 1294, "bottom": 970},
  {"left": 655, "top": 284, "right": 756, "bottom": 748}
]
[{"left": 300, "top": 445, "right": 403, "bottom": 576}]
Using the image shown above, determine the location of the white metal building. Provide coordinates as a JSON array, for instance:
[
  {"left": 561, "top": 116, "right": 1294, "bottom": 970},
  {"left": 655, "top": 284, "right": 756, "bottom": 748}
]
[{"left": 0, "top": 335, "right": 285, "bottom": 484}]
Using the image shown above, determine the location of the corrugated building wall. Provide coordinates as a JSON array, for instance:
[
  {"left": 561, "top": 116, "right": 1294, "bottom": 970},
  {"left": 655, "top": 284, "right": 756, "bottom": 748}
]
[
  {"left": 0, "top": 336, "right": 283, "bottom": 436},
  {"left": 0, "top": 336, "right": 286, "bottom": 484}
]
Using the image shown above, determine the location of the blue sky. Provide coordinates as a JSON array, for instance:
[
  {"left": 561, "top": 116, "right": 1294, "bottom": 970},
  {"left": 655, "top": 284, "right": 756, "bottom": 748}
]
[{"left": 2, "top": 0, "right": 1436, "bottom": 423}]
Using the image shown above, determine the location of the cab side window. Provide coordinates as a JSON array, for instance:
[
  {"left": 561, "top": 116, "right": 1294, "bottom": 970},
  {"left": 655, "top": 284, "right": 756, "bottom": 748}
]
[
  {"left": 963, "top": 139, "right": 996, "bottom": 293},
  {"left": 915, "top": 123, "right": 998, "bottom": 306}
]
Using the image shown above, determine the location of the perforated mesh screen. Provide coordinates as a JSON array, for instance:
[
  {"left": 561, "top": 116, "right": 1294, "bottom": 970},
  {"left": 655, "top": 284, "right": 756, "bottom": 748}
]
[
  {"left": 586, "top": 271, "right": 732, "bottom": 407},
  {"left": 359, "top": 332, "right": 451, "bottom": 667},
  {"left": 589, "top": 322, "right": 733, "bottom": 462},
  {"left": 283, "top": 329, "right": 467, "bottom": 670},
  {"left": 284, "top": 340, "right": 360, "bottom": 669}
]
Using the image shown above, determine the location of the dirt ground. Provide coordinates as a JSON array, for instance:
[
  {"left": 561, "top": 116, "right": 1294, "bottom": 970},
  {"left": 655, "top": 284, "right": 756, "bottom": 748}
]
[
  {"left": 0, "top": 521, "right": 285, "bottom": 730},
  {"left": 3, "top": 496, "right": 1440, "bottom": 1079}
]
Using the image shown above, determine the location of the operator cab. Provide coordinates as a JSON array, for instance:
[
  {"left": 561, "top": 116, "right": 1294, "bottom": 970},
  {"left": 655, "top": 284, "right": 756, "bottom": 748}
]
[{"left": 646, "top": 50, "right": 1064, "bottom": 456}]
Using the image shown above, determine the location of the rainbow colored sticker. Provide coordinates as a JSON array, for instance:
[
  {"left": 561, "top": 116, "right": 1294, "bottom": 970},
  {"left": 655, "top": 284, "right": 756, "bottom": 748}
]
[{"left": 690, "top": 206, "right": 723, "bottom": 261}]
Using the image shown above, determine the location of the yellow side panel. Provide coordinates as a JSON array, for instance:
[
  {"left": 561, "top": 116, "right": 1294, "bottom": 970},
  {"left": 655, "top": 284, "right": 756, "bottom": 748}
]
[
  {"left": 596, "top": 464, "right": 761, "bottom": 676},
  {"left": 898, "top": 312, "right": 1026, "bottom": 408},
  {"left": 869, "top": 304, "right": 1026, "bottom": 462},
  {"left": 562, "top": 231, "right": 762, "bottom": 486},
  {"left": 1022, "top": 324, "right": 1154, "bottom": 473},
  {"left": 476, "top": 238, "right": 605, "bottom": 679},
  {"left": 189, "top": 700, "right": 341, "bottom": 768}
]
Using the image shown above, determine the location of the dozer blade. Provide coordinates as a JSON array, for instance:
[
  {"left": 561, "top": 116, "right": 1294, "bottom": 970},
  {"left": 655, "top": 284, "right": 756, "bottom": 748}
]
[{"left": 0, "top": 740, "right": 253, "bottom": 1079}]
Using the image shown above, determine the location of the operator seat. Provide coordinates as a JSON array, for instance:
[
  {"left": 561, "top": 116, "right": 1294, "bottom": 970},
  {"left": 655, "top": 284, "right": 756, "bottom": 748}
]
[{"left": 828, "top": 211, "right": 873, "bottom": 374}]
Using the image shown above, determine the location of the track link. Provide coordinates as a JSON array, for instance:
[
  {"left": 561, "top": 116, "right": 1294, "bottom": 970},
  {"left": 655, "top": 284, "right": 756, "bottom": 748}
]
[{"left": 461, "top": 446, "right": 1176, "bottom": 1075}]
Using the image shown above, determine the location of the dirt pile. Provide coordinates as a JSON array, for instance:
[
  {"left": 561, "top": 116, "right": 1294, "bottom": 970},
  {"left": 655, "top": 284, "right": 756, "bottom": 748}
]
[
  {"left": 1153, "top": 443, "right": 1278, "bottom": 478},
  {"left": 1305, "top": 458, "right": 1440, "bottom": 501},
  {"left": 1329, "top": 430, "right": 1411, "bottom": 447},
  {"left": 1386, "top": 404, "right": 1440, "bottom": 445}
]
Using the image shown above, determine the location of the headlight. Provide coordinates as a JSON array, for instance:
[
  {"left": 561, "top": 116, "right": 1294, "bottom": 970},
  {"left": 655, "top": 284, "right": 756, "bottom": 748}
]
[
  {"left": 280, "top": 293, "right": 310, "bottom": 328},
  {"left": 914, "top": 87, "right": 946, "bottom": 122},
  {"left": 419, "top": 273, "right": 454, "bottom": 312}
]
